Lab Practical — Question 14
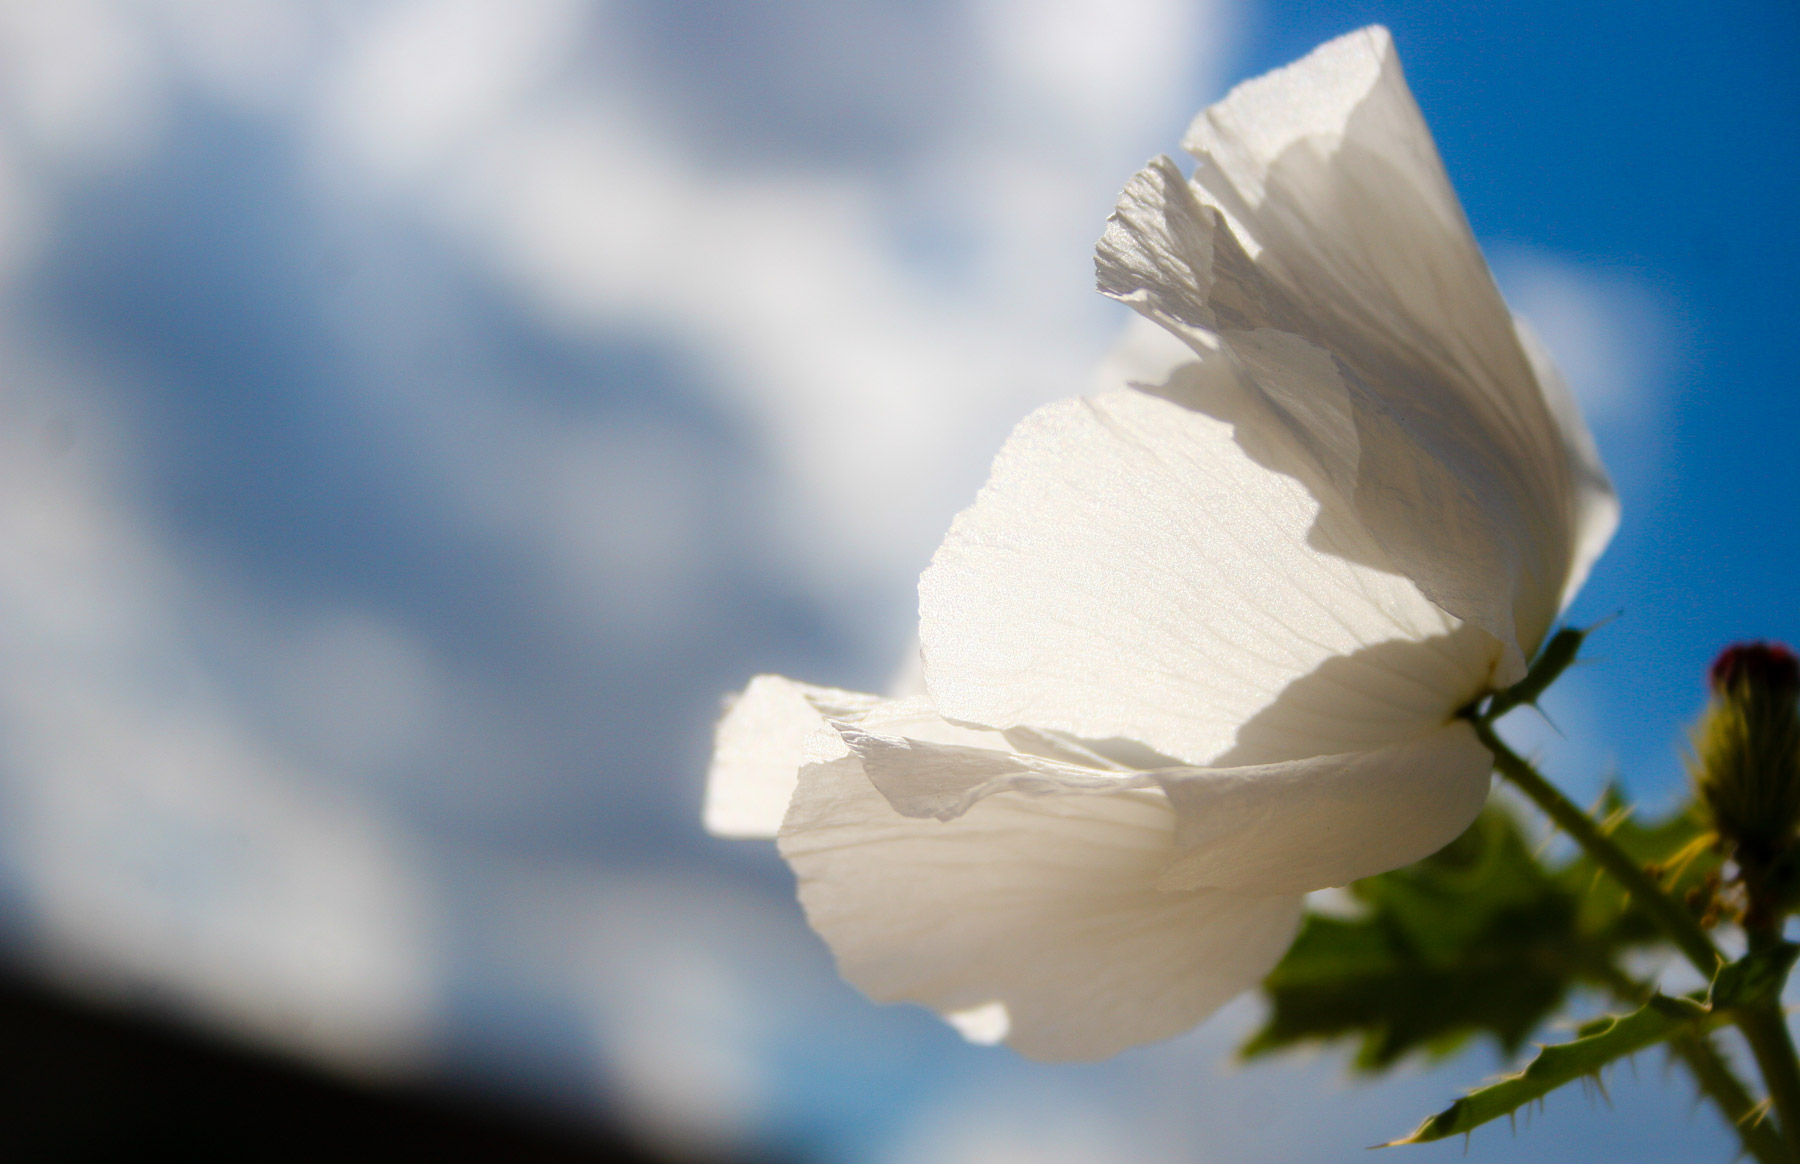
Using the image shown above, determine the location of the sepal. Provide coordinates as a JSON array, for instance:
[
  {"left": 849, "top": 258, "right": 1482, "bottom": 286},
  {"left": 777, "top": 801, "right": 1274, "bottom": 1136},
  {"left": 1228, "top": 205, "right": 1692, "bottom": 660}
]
[
  {"left": 1709, "top": 942, "right": 1800, "bottom": 1011},
  {"left": 1484, "top": 624, "right": 1588, "bottom": 720}
]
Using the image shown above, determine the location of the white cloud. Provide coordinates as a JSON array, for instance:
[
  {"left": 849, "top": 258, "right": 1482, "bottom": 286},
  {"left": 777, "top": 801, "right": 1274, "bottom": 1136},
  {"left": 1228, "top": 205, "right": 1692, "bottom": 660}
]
[
  {"left": 887, "top": 1094, "right": 1141, "bottom": 1164},
  {"left": 0, "top": 366, "right": 438, "bottom": 1074},
  {"left": 978, "top": 0, "right": 1231, "bottom": 137},
  {"left": 8, "top": 7, "right": 1717, "bottom": 1164},
  {"left": 532, "top": 418, "right": 721, "bottom": 639},
  {"left": 305, "top": 0, "right": 1245, "bottom": 627},
  {"left": 0, "top": 0, "right": 168, "bottom": 169},
  {"left": 277, "top": 610, "right": 447, "bottom": 773},
  {"left": 155, "top": 0, "right": 320, "bottom": 111},
  {"left": 576, "top": 878, "right": 783, "bottom": 1153},
  {"left": 1493, "top": 247, "right": 1670, "bottom": 437},
  {"left": 318, "top": 0, "right": 584, "bottom": 189}
]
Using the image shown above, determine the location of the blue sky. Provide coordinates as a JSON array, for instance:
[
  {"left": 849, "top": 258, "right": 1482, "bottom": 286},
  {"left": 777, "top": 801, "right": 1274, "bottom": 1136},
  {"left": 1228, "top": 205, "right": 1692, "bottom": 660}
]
[{"left": 0, "top": 2, "right": 1792, "bottom": 1161}]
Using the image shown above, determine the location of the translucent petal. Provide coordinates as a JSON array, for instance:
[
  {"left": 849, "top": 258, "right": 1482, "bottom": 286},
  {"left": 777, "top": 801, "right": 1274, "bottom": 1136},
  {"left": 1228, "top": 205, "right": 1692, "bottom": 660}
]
[
  {"left": 835, "top": 716, "right": 1492, "bottom": 896},
  {"left": 778, "top": 750, "right": 1303, "bottom": 1061},
  {"left": 836, "top": 722, "right": 1155, "bottom": 821},
  {"left": 1095, "top": 26, "right": 1608, "bottom": 680},
  {"left": 1156, "top": 721, "right": 1493, "bottom": 894},
  {"left": 919, "top": 361, "right": 1500, "bottom": 766},
  {"left": 703, "top": 675, "right": 884, "bottom": 838}
]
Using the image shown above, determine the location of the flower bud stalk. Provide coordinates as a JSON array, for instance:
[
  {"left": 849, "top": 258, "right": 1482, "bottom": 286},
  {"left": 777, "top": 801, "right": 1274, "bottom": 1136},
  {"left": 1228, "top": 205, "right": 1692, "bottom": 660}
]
[{"left": 1692, "top": 642, "right": 1800, "bottom": 931}]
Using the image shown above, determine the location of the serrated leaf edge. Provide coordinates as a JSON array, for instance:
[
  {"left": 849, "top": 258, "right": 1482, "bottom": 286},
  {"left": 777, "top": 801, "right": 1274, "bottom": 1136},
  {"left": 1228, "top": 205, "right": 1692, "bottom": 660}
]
[{"left": 1381, "top": 995, "right": 1712, "bottom": 1147}]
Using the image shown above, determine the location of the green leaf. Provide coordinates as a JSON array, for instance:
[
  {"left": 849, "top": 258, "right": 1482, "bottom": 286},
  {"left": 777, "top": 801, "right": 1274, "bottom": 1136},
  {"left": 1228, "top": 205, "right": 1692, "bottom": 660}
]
[
  {"left": 1387, "top": 994, "right": 1710, "bottom": 1145},
  {"left": 1243, "top": 808, "right": 1591, "bottom": 1068},
  {"left": 1244, "top": 796, "right": 1721, "bottom": 1071},
  {"left": 1709, "top": 942, "right": 1800, "bottom": 1010}
]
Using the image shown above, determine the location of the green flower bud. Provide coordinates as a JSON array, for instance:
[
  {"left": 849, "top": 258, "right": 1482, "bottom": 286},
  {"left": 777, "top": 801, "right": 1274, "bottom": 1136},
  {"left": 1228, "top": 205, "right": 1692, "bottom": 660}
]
[{"left": 1691, "top": 642, "right": 1800, "bottom": 878}]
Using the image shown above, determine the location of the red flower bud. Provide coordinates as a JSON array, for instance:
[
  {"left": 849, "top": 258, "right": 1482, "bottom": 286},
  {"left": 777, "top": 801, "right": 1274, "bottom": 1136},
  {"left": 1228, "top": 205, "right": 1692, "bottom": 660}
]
[
  {"left": 1693, "top": 641, "right": 1800, "bottom": 889},
  {"left": 1708, "top": 641, "right": 1800, "bottom": 698}
]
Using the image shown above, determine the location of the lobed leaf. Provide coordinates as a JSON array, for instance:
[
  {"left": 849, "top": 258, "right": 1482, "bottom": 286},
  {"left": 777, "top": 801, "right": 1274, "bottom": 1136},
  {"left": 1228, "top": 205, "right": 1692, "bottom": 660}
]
[
  {"left": 1708, "top": 941, "right": 1800, "bottom": 1010},
  {"left": 1245, "top": 807, "right": 1594, "bottom": 1067},
  {"left": 1386, "top": 994, "right": 1710, "bottom": 1145},
  {"left": 1245, "top": 796, "right": 1721, "bottom": 1070}
]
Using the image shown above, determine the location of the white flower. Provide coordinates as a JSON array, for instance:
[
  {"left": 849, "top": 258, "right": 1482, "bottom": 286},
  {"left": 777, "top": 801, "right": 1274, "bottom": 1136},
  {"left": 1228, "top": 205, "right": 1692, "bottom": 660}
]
[{"left": 703, "top": 26, "right": 1617, "bottom": 1062}]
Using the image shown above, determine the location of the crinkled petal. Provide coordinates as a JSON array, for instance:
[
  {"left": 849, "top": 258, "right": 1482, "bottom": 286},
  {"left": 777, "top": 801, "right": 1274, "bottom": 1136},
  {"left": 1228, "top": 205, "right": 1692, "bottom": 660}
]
[
  {"left": 919, "top": 361, "right": 1499, "bottom": 767},
  {"left": 835, "top": 717, "right": 1492, "bottom": 895},
  {"left": 703, "top": 675, "right": 885, "bottom": 838},
  {"left": 1096, "top": 26, "right": 1605, "bottom": 681},
  {"left": 836, "top": 723, "right": 1154, "bottom": 821},
  {"left": 1157, "top": 721, "right": 1493, "bottom": 894},
  {"left": 778, "top": 750, "right": 1303, "bottom": 1061}
]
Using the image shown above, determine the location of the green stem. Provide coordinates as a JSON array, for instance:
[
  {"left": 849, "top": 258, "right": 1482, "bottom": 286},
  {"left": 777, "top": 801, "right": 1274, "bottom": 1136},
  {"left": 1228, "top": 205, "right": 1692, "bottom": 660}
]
[
  {"left": 1472, "top": 718, "right": 1723, "bottom": 976},
  {"left": 1479, "top": 632, "right": 1800, "bottom": 1156},
  {"left": 1736, "top": 1001, "right": 1800, "bottom": 1162},
  {"left": 1480, "top": 716, "right": 1800, "bottom": 1158},
  {"left": 1669, "top": 1029, "right": 1788, "bottom": 1164},
  {"left": 1737, "top": 923, "right": 1800, "bottom": 1163},
  {"left": 1601, "top": 964, "right": 1787, "bottom": 1163}
]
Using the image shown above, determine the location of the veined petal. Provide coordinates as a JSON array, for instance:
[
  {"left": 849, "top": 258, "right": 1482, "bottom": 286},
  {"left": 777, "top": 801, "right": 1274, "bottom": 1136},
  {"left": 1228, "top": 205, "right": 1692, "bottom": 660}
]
[
  {"left": 836, "top": 722, "right": 1154, "bottom": 821},
  {"left": 703, "top": 675, "right": 885, "bottom": 838},
  {"left": 706, "top": 677, "right": 1031, "bottom": 838},
  {"left": 778, "top": 751, "right": 1303, "bottom": 1061},
  {"left": 833, "top": 716, "right": 1492, "bottom": 896},
  {"left": 1097, "top": 25, "right": 1608, "bottom": 680},
  {"left": 1157, "top": 721, "right": 1493, "bottom": 894},
  {"left": 919, "top": 357, "right": 1499, "bottom": 767}
]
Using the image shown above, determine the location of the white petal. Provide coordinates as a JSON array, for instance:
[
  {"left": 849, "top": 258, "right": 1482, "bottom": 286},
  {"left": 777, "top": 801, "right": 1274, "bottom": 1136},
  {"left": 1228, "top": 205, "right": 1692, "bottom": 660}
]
[
  {"left": 1157, "top": 721, "right": 1494, "bottom": 894},
  {"left": 703, "top": 675, "right": 884, "bottom": 838},
  {"left": 944, "top": 1001, "right": 1011, "bottom": 1045},
  {"left": 836, "top": 694, "right": 1019, "bottom": 749},
  {"left": 835, "top": 717, "right": 1492, "bottom": 895},
  {"left": 706, "top": 685, "right": 1020, "bottom": 838},
  {"left": 1182, "top": 27, "right": 1541, "bottom": 471},
  {"left": 778, "top": 751, "right": 1303, "bottom": 1061},
  {"left": 1515, "top": 316, "right": 1620, "bottom": 613},
  {"left": 1097, "top": 26, "right": 1605, "bottom": 677},
  {"left": 919, "top": 363, "right": 1499, "bottom": 767},
  {"left": 837, "top": 722, "right": 1153, "bottom": 821}
]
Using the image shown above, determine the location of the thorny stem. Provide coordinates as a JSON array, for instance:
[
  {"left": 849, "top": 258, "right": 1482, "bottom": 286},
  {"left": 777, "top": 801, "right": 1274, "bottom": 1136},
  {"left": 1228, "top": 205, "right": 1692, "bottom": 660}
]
[
  {"left": 1471, "top": 717, "right": 1723, "bottom": 977},
  {"left": 1476, "top": 711, "right": 1800, "bottom": 1159},
  {"left": 1669, "top": 1030, "right": 1788, "bottom": 1164},
  {"left": 1738, "top": 1001, "right": 1800, "bottom": 1163},
  {"left": 1601, "top": 965, "right": 1786, "bottom": 1164},
  {"left": 1739, "top": 919, "right": 1800, "bottom": 1163}
]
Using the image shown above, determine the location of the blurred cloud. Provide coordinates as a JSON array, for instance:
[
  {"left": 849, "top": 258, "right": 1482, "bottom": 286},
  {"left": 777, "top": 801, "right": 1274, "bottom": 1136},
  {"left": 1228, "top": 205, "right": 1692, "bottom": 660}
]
[
  {"left": 0, "top": 0, "right": 1253, "bottom": 1147},
  {"left": 1493, "top": 247, "right": 1675, "bottom": 493},
  {"left": 0, "top": 3, "right": 1738, "bottom": 1163},
  {"left": 979, "top": 0, "right": 1224, "bottom": 135},
  {"left": 0, "top": 1, "right": 167, "bottom": 170},
  {"left": 0, "top": 365, "right": 436, "bottom": 1073},
  {"left": 276, "top": 610, "right": 447, "bottom": 772},
  {"left": 887, "top": 1091, "right": 1135, "bottom": 1164},
  {"left": 1492, "top": 247, "right": 1687, "bottom": 799},
  {"left": 306, "top": 0, "right": 1241, "bottom": 622}
]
